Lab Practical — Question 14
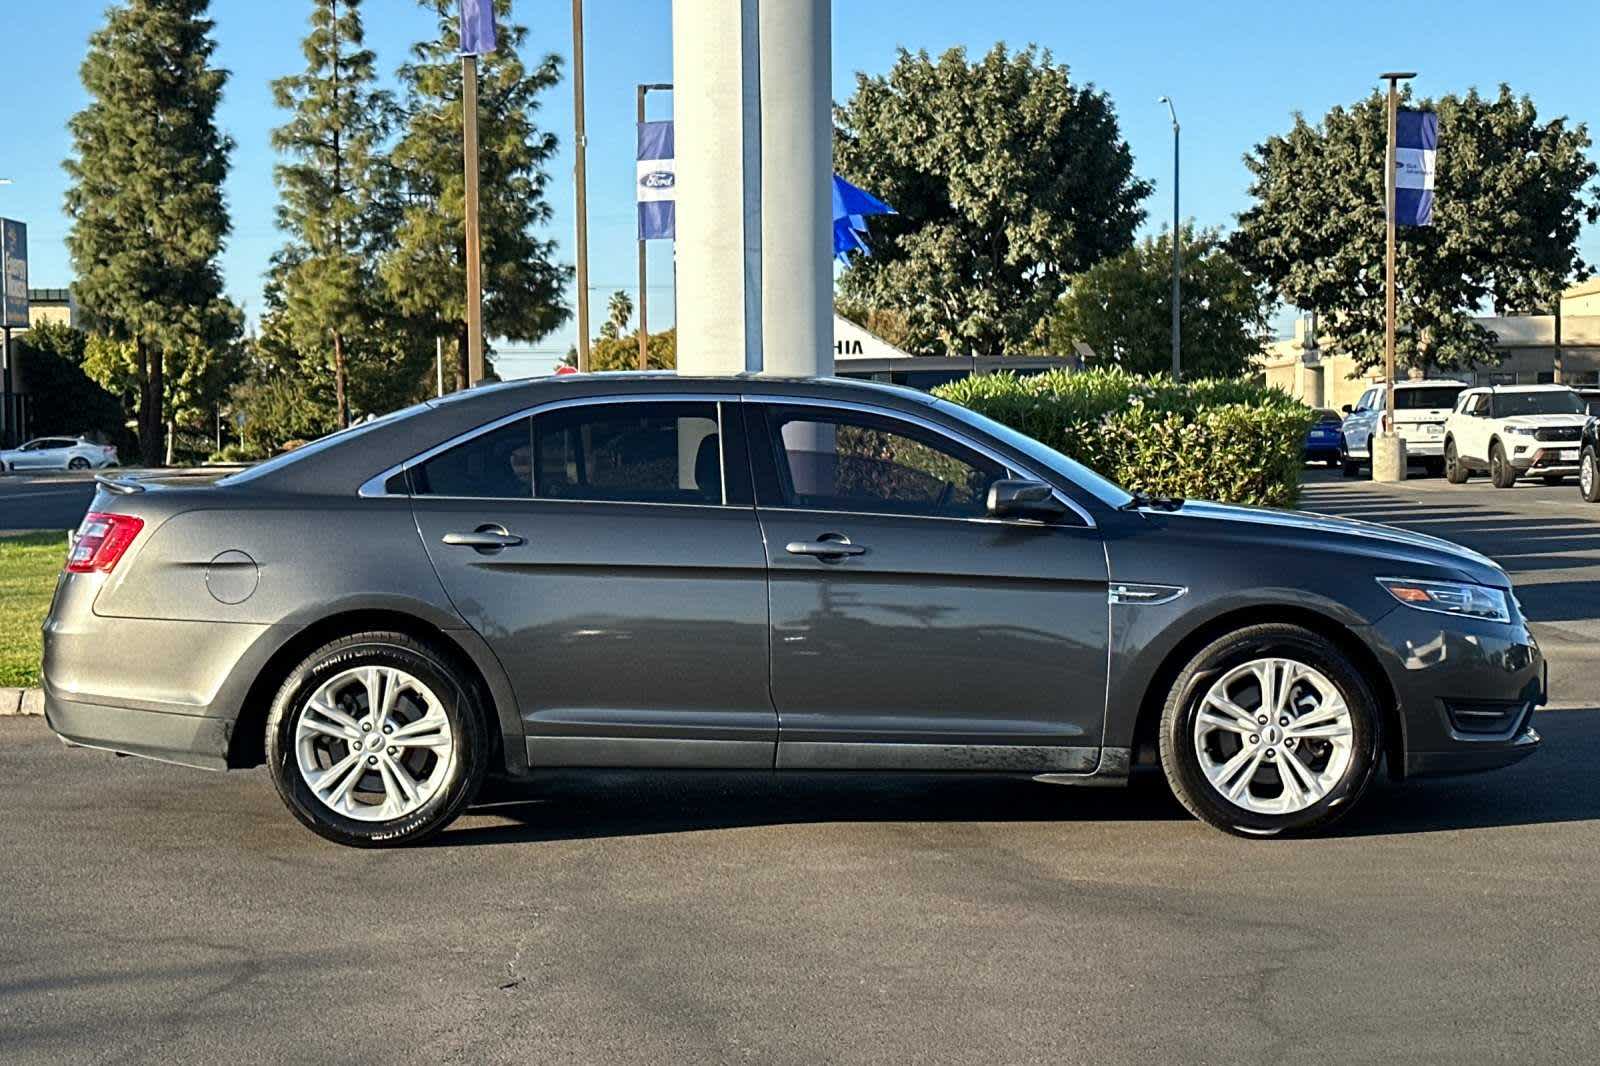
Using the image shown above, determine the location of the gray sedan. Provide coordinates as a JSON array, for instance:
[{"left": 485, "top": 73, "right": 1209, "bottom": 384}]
[{"left": 43, "top": 375, "right": 1545, "bottom": 846}]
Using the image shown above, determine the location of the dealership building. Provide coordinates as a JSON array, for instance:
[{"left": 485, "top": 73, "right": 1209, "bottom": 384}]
[{"left": 1262, "top": 278, "right": 1600, "bottom": 410}]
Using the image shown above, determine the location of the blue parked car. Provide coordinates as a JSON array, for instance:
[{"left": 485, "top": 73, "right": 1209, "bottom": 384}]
[{"left": 1304, "top": 409, "right": 1343, "bottom": 467}]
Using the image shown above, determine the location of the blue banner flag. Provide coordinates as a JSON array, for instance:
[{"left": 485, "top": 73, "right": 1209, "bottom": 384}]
[
  {"left": 832, "top": 175, "right": 895, "bottom": 260},
  {"left": 460, "top": 0, "right": 496, "bottom": 56},
  {"left": 1394, "top": 108, "right": 1437, "bottom": 227},
  {"left": 636, "top": 121, "right": 676, "bottom": 240}
]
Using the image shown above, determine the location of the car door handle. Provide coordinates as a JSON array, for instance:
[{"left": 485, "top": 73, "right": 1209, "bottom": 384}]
[
  {"left": 442, "top": 526, "right": 525, "bottom": 551},
  {"left": 785, "top": 537, "right": 866, "bottom": 559}
]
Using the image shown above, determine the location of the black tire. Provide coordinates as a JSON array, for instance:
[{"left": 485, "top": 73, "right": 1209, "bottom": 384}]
[
  {"left": 1581, "top": 449, "right": 1600, "bottom": 503},
  {"left": 1158, "top": 623, "right": 1383, "bottom": 837},
  {"left": 1340, "top": 439, "right": 1362, "bottom": 478},
  {"left": 68, "top": 457, "right": 90, "bottom": 470},
  {"left": 1444, "top": 439, "right": 1470, "bottom": 484},
  {"left": 265, "top": 631, "right": 489, "bottom": 847},
  {"left": 1489, "top": 441, "right": 1518, "bottom": 488}
]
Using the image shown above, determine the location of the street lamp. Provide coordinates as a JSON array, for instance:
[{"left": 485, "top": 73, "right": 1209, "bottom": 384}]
[
  {"left": 1373, "top": 71, "right": 1417, "bottom": 484},
  {"left": 1158, "top": 96, "right": 1180, "bottom": 381}
]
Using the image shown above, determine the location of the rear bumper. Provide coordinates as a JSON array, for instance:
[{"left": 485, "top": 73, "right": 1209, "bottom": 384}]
[{"left": 45, "top": 684, "right": 232, "bottom": 771}]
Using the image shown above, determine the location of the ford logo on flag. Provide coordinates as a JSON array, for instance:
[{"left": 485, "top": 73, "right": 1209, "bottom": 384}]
[{"left": 640, "top": 170, "right": 676, "bottom": 191}]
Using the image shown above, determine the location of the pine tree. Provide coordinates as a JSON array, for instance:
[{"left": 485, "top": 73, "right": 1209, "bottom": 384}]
[
  {"left": 64, "top": 0, "right": 238, "bottom": 466},
  {"left": 382, "top": 0, "right": 571, "bottom": 388},
  {"left": 271, "top": 0, "right": 396, "bottom": 428}
]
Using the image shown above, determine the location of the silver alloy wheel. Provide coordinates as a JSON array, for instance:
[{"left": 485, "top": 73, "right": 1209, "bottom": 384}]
[
  {"left": 1582, "top": 453, "right": 1595, "bottom": 498},
  {"left": 294, "top": 665, "right": 455, "bottom": 822},
  {"left": 1193, "top": 657, "right": 1354, "bottom": 816}
]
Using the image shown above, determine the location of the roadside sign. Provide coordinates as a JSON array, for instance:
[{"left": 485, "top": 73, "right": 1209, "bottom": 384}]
[{"left": 1, "top": 219, "right": 27, "bottom": 328}]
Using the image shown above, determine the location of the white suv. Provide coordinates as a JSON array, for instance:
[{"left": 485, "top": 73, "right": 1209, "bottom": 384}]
[
  {"left": 1339, "top": 380, "right": 1468, "bottom": 478},
  {"left": 1442, "top": 385, "right": 1589, "bottom": 488}
]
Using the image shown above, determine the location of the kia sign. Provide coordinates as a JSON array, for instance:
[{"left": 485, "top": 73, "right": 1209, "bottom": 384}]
[{"left": 0, "top": 219, "right": 26, "bottom": 328}]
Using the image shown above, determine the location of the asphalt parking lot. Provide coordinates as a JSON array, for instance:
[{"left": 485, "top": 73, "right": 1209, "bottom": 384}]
[{"left": 2, "top": 469, "right": 1598, "bottom": 1064}]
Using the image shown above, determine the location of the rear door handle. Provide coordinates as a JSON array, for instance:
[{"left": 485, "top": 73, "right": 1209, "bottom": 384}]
[
  {"left": 442, "top": 525, "right": 525, "bottom": 551},
  {"left": 785, "top": 536, "right": 866, "bottom": 559}
]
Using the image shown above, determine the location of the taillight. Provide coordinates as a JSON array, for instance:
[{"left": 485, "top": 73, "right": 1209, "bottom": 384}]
[{"left": 66, "top": 512, "right": 145, "bottom": 574}]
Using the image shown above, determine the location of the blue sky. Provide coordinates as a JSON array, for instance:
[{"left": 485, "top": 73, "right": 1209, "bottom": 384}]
[{"left": 5, "top": 0, "right": 1597, "bottom": 376}]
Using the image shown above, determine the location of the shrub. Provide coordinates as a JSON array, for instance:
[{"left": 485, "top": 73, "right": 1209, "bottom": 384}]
[{"left": 933, "top": 368, "right": 1313, "bottom": 507}]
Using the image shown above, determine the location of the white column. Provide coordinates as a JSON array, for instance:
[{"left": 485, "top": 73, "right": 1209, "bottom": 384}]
[{"left": 672, "top": 0, "right": 832, "bottom": 378}]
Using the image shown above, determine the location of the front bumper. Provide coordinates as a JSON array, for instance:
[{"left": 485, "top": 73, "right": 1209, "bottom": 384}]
[
  {"left": 1507, "top": 442, "right": 1581, "bottom": 475},
  {"left": 1367, "top": 605, "right": 1545, "bottom": 779}
]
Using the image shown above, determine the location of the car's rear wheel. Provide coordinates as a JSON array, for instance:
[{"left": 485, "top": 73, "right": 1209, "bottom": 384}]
[
  {"left": 1489, "top": 442, "right": 1518, "bottom": 488},
  {"left": 1158, "top": 624, "right": 1382, "bottom": 837},
  {"left": 68, "top": 457, "right": 90, "bottom": 470},
  {"left": 1444, "top": 439, "right": 1470, "bottom": 483},
  {"left": 265, "top": 631, "right": 488, "bottom": 847},
  {"left": 1581, "top": 449, "right": 1600, "bottom": 503}
]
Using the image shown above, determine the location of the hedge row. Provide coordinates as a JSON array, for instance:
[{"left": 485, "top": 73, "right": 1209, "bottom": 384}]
[{"left": 933, "top": 368, "right": 1314, "bottom": 508}]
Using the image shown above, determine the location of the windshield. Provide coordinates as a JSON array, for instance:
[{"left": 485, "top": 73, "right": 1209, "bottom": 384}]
[
  {"left": 1395, "top": 386, "right": 1465, "bottom": 410},
  {"left": 1492, "top": 390, "right": 1585, "bottom": 418},
  {"left": 929, "top": 397, "right": 1136, "bottom": 509}
]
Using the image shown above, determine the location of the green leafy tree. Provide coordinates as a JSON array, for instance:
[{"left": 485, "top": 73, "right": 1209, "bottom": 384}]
[
  {"left": 600, "top": 290, "right": 633, "bottom": 341},
  {"left": 382, "top": 0, "right": 571, "bottom": 389},
  {"left": 14, "top": 322, "right": 126, "bottom": 443},
  {"left": 1234, "top": 85, "right": 1599, "bottom": 373},
  {"left": 271, "top": 0, "right": 397, "bottom": 428},
  {"left": 834, "top": 44, "right": 1150, "bottom": 357},
  {"left": 1047, "top": 225, "right": 1268, "bottom": 378},
  {"left": 64, "top": 0, "right": 240, "bottom": 466}
]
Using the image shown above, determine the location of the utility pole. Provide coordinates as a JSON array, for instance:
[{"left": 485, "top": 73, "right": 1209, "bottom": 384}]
[
  {"left": 1374, "top": 71, "right": 1417, "bottom": 483},
  {"left": 572, "top": 0, "right": 592, "bottom": 372},
  {"left": 1159, "top": 96, "right": 1181, "bottom": 381},
  {"left": 462, "top": 52, "right": 485, "bottom": 386}
]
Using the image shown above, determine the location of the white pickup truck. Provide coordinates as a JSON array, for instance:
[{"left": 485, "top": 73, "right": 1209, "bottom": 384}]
[
  {"left": 1442, "top": 384, "right": 1589, "bottom": 488},
  {"left": 1339, "top": 380, "right": 1468, "bottom": 478}
]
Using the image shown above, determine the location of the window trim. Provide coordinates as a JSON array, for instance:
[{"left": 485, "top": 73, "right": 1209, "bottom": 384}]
[
  {"left": 359, "top": 393, "right": 738, "bottom": 507},
  {"left": 742, "top": 395, "right": 1096, "bottom": 529}
]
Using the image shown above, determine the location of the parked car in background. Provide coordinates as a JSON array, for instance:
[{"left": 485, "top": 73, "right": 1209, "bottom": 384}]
[
  {"left": 1339, "top": 380, "right": 1468, "bottom": 478},
  {"left": 0, "top": 437, "right": 118, "bottom": 474},
  {"left": 1580, "top": 409, "right": 1600, "bottom": 503},
  {"left": 44, "top": 375, "right": 1544, "bottom": 846},
  {"left": 1303, "top": 409, "right": 1343, "bottom": 467},
  {"left": 1444, "top": 385, "right": 1588, "bottom": 488}
]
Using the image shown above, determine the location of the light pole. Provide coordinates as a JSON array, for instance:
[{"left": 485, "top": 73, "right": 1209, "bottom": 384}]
[
  {"left": 1373, "top": 71, "right": 1417, "bottom": 483},
  {"left": 1158, "top": 97, "right": 1180, "bottom": 381},
  {"left": 571, "top": 0, "right": 591, "bottom": 373}
]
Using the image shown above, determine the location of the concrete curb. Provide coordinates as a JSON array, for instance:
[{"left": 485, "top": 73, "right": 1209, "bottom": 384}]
[{"left": 0, "top": 688, "right": 44, "bottom": 716}]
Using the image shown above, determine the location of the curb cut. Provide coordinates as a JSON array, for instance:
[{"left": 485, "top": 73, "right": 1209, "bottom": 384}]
[{"left": 0, "top": 688, "right": 44, "bottom": 716}]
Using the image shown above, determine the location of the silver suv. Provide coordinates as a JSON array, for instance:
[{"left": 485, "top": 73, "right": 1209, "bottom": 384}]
[{"left": 1339, "top": 380, "right": 1468, "bottom": 478}]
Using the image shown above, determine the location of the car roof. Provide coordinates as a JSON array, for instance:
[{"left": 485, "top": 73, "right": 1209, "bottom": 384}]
[
  {"left": 1391, "top": 379, "right": 1468, "bottom": 388},
  {"left": 1471, "top": 384, "right": 1574, "bottom": 394}
]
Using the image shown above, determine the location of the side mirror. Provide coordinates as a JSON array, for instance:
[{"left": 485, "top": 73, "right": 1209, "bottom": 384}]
[
  {"left": 1340, "top": 404, "right": 1353, "bottom": 414},
  {"left": 987, "top": 479, "right": 1068, "bottom": 521}
]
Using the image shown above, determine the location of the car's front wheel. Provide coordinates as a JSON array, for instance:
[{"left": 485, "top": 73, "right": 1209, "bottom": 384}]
[
  {"left": 1158, "top": 624, "right": 1382, "bottom": 837},
  {"left": 265, "top": 631, "right": 489, "bottom": 847},
  {"left": 1581, "top": 448, "right": 1600, "bottom": 503},
  {"left": 1489, "top": 441, "right": 1519, "bottom": 488}
]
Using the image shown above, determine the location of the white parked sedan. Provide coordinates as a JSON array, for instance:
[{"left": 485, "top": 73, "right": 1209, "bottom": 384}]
[{"left": 0, "top": 437, "right": 119, "bottom": 473}]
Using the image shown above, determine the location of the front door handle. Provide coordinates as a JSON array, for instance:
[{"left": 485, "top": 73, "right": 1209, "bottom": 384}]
[
  {"left": 785, "top": 534, "right": 866, "bottom": 559},
  {"left": 442, "top": 525, "right": 525, "bottom": 552}
]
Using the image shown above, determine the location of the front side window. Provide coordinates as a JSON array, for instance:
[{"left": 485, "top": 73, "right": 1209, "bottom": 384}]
[
  {"left": 532, "top": 402, "right": 722, "bottom": 504},
  {"left": 763, "top": 407, "right": 1007, "bottom": 518}
]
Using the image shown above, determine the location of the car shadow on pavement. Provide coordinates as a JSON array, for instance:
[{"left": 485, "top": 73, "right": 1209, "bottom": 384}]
[{"left": 437, "top": 708, "right": 1600, "bottom": 847}]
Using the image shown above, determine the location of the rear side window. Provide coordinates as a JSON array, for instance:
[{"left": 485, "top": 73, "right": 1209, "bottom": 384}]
[
  {"left": 532, "top": 402, "right": 723, "bottom": 504},
  {"left": 412, "top": 418, "right": 533, "bottom": 498}
]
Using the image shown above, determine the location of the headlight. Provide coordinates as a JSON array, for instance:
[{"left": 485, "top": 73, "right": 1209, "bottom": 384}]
[
  {"left": 1378, "top": 578, "right": 1511, "bottom": 623},
  {"left": 1504, "top": 426, "right": 1537, "bottom": 436}
]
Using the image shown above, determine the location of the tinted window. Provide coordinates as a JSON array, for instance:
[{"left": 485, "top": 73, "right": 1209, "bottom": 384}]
[
  {"left": 533, "top": 402, "right": 723, "bottom": 504},
  {"left": 412, "top": 418, "right": 532, "bottom": 498},
  {"left": 764, "top": 407, "right": 1007, "bottom": 518},
  {"left": 1492, "top": 390, "right": 1585, "bottom": 417},
  {"left": 1395, "top": 386, "right": 1465, "bottom": 410}
]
